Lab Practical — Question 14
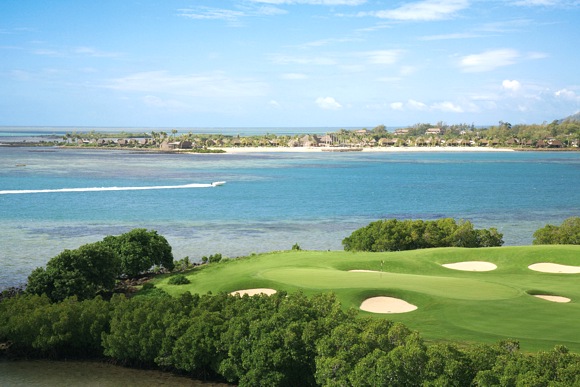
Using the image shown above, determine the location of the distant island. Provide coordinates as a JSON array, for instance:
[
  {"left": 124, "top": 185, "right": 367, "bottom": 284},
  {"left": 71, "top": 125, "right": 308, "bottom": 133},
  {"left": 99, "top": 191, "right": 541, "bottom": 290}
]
[{"left": 3, "top": 114, "right": 579, "bottom": 152}]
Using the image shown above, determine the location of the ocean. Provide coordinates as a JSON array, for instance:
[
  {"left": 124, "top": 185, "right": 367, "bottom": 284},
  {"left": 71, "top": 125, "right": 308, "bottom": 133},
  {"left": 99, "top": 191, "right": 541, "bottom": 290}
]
[{"left": 1, "top": 145, "right": 579, "bottom": 290}]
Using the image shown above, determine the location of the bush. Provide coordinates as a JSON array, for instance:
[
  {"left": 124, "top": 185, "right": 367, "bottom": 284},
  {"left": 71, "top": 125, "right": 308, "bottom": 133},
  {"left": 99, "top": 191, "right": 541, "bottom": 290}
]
[
  {"left": 168, "top": 274, "right": 190, "bottom": 285},
  {"left": 533, "top": 217, "right": 580, "bottom": 245},
  {"left": 202, "top": 253, "right": 223, "bottom": 264},
  {"left": 141, "top": 282, "right": 155, "bottom": 290}
]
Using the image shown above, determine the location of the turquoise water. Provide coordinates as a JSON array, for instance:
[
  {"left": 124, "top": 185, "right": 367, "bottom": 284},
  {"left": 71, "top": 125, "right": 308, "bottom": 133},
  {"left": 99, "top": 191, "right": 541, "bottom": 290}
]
[{"left": 1, "top": 147, "right": 579, "bottom": 289}]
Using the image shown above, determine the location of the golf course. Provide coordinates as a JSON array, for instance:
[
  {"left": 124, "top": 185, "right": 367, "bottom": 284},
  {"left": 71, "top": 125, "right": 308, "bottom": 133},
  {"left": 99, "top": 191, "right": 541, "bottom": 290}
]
[{"left": 156, "top": 245, "right": 580, "bottom": 352}]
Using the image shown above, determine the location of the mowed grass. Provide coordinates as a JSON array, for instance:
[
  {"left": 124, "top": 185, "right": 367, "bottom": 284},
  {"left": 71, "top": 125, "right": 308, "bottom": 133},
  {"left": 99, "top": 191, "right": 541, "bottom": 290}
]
[{"left": 154, "top": 245, "right": 580, "bottom": 352}]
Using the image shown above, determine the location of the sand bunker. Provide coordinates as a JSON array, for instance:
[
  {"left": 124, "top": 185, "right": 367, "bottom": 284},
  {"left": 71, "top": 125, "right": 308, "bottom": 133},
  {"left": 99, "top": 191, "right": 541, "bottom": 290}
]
[
  {"left": 349, "top": 269, "right": 381, "bottom": 273},
  {"left": 528, "top": 263, "right": 580, "bottom": 274},
  {"left": 360, "top": 297, "right": 418, "bottom": 314},
  {"left": 230, "top": 288, "right": 277, "bottom": 296},
  {"left": 442, "top": 261, "right": 497, "bottom": 272},
  {"left": 533, "top": 295, "right": 571, "bottom": 303}
]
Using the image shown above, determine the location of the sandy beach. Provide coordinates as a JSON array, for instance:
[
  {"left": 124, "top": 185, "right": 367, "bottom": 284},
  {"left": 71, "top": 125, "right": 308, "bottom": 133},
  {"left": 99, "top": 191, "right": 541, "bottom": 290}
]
[{"left": 212, "top": 146, "right": 515, "bottom": 154}]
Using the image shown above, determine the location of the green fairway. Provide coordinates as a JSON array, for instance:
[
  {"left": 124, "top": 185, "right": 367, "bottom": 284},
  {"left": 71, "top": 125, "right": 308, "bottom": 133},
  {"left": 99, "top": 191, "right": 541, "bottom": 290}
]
[{"left": 155, "top": 245, "right": 580, "bottom": 352}]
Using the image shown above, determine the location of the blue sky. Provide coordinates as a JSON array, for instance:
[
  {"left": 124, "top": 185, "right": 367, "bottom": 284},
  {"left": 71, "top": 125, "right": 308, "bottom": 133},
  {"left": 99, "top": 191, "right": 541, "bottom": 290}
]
[{"left": 1, "top": 0, "right": 579, "bottom": 128}]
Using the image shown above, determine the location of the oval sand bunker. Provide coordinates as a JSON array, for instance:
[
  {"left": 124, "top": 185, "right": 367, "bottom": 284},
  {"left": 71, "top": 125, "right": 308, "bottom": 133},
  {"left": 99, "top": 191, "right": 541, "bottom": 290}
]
[
  {"left": 533, "top": 295, "right": 571, "bottom": 303},
  {"left": 230, "top": 288, "right": 277, "bottom": 296},
  {"left": 360, "top": 297, "right": 417, "bottom": 314},
  {"left": 528, "top": 263, "right": 580, "bottom": 274},
  {"left": 442, "top": 261, "right": 497, "bottom": 272}
]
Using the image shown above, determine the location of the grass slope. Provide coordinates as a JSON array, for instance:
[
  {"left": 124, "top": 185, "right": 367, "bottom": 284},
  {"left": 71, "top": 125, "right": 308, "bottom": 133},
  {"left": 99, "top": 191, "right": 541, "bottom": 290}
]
[{"left": 154, "top": 245, "right": 580, "bottom": 352}]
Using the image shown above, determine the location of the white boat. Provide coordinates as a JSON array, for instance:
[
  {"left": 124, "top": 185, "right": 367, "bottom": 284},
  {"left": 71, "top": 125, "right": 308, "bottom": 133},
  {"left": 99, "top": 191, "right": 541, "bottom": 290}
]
[{"left": 211, "top": 181, "right": 226, "bottom": 187}]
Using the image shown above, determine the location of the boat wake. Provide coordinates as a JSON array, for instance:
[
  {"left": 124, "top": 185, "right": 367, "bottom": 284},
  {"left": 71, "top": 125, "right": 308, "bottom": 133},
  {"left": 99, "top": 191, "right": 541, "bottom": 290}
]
[{"left": 0, "top": 182, "right": 225, "bottom": 195}]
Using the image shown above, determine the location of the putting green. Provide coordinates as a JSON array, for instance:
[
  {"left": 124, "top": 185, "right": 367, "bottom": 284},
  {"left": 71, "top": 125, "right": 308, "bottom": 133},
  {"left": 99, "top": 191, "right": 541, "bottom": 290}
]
[
  {"left": 156, "top": 245, "right": 580, "bottom": 352},
  {"left": 259, "top": 267, "right": 519, "bottom": 300}
]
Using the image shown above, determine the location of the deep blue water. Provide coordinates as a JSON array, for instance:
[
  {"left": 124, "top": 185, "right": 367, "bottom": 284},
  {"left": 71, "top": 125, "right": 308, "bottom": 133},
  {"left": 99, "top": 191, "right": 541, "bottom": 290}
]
[{"left": 1, "top": 147, "right": 579, "bottom": 289}]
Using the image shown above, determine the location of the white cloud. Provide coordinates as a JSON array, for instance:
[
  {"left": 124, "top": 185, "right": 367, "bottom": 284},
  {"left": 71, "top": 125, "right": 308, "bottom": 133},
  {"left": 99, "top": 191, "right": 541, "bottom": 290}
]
[
  {"left": 459, "top": 49, "right": 520, "bottom": 72},
  {"left": 419, "top": 32, "right": 484, "bottom": 41},
  {"left": 178, "top": 7, "right": 246, "bottom": 21},
  {"left": 74, "top": 46, "right": 121, "bottom": 58},
  {"left": 281, "top": 73, "right": 308, "bottom": 79},
  {"left": 389, "top": 99, "right": 428, "bottom": 111},
  {"left": 315, "top": 96, "right": 342, "bottom": 110},
  {"left": 106, "top": 71, "right": 268, "bottom": 98},
  {"left": 269, "top": 100, "right": 281, "bottom": 108},
  {"left": 362, "top": 50, "right": 404, "bottom": 65},
  {"left": 502, "top": 79, "right": 522, "bottom": 92},
  {"left": 178, "top": 5, "right": 286, "bottom": 24},
  {"left": 555, "top": 89, "right": 579, "bottom": 100},
  {"left": 432, "top": 101, "right": 463, "bottom": 112},
  {"left": 269, "top": 54, "right": 337, "bottom": 65},
  {"left": 408, "top": 99, "right": 429, "bottom": 110},
  {"left": 511, "top": 0, "right": 559, "bottom": 6},
  {"left": 389, "top": 99, "right": 468, "bottom": 112},
  {"left": 363, "top": 0, "right": 469, "bottom": 21}
]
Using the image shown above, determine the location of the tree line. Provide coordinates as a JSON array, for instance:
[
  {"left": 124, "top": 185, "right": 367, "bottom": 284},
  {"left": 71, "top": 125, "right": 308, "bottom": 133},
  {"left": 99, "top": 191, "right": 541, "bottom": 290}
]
[
  {"left": 2, "top": 290, "right": 580, "bottom": 386},
  {"left": 343, "top": 218, "right": 504, "bottom": 252},
  {"left": 58, "top": 116, "right": 580, "bottom": 150}
]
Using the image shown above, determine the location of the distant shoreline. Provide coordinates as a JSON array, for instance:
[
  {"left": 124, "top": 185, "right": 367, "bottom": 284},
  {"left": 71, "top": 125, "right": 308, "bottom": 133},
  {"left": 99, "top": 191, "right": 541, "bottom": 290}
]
[
  {"left": 211, "top": 146, "right": 515, "bottom": 153},
  {"left": 5, "top": 142, "right": 580, "bottom": 153}
]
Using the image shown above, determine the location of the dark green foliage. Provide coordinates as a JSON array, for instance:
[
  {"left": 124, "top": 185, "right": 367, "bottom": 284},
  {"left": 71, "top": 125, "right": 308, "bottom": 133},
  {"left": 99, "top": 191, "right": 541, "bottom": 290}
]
[
  {"left": 472, "top": 343, "right": 580, "bottom": 386},
  {"left": 26, "top": 242, "right": 120, "bottom": 302},
  {"left": 533, "top": 217, "right": 580, "bottom": 245},
  {"left": 315, "top": 320, "right": 430, "bottom": 386},
  {"left": 0, "top": 294, "right": 112, "bottom": 356},
  {"left": 201, "top": 253, "right": 223, "bottom": 264},
  {"left": 342, "top": 218, "right": 504, "bottom": 252},
  {"left": 292, "top": 243, "right": 301, "bottom": 251},
  {"left": 26, "top": 229, "right": 176, "bottom": 302},
  {"left": 2, "top": 289, "right": 580, "bottom": 385},
  {"left": 167, "top": 274, "right": 190, "bottom": 285},
  {"left": 141, "top": 282, "right": 155, "bottom": 290},
  {"left": 102, "top": 295, "right": 182, "bottom": 366},
  {"left": 103, "top": 228, "right": 174, "bottom": 277}
]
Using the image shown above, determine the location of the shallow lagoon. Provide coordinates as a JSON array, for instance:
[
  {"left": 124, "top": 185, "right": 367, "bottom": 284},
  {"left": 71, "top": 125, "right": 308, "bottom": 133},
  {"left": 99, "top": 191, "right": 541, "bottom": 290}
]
[{"left": 1, "top": 147, "right": 579, "bottom": 289}]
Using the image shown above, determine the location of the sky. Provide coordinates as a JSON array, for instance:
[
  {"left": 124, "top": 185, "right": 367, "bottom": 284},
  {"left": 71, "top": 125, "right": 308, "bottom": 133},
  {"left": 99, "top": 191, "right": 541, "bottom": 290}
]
[{"left": 1, "top": 0, "right": 579, "bottom": 128}]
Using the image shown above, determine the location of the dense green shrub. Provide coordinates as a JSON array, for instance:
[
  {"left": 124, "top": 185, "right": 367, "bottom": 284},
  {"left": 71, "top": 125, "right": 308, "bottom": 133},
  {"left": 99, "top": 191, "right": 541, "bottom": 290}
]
[
  {"left": 342, "top": 218, "right": 503, "bottom": 252},
  {"left": 202, "top": 253, "right": 223, "bottom": 264},
  {"left": 167, "top": 274, "right": 190, "bottom": 285},
  {"left": 533, "top": 216, "right": 580, "bottom": 245}
]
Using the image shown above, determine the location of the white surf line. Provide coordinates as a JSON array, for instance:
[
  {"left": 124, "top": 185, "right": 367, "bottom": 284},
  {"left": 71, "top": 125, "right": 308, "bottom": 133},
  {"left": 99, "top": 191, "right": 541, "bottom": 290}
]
[{"left": 0, "top": 183, "right": 220, "bottom": 195}]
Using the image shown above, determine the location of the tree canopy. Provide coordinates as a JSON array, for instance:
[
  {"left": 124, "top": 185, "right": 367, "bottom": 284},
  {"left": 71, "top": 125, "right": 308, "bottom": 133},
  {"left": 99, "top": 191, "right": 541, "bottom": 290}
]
[
  {"left": 342, "top": 218, "right": 503, "bottom": 252},
  {"left": 102, "top": 228, "right": 174, "bottom": 277},
  {"left": 26, "top": 241, "right": 120, "bottom": 302},
  {"left": 26, "top": 229, "right": 174, "bottom": 302},
  {"left": 533, "top": 217, "right": 580, "bottom": 245},
  {"left": 2, "top": 290, "right": 580, "bottom": 386}
]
